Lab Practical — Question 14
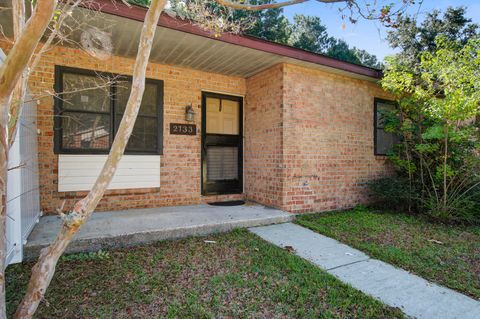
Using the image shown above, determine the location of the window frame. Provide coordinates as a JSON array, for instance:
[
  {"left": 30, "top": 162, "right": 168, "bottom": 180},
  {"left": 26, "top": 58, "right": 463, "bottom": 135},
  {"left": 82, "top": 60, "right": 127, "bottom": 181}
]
[
  {"left": 54, "top": 65, "right": 164, "bottom": 155},
  {"left": 373, "top": 97, "right": 397, "bottom": 156}
]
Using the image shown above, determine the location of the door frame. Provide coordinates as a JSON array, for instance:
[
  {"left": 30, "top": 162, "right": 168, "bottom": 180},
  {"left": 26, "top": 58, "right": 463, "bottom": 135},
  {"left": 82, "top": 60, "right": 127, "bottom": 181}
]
[{"left": 201, "top": 91, "right": 243, "bottom": 196}]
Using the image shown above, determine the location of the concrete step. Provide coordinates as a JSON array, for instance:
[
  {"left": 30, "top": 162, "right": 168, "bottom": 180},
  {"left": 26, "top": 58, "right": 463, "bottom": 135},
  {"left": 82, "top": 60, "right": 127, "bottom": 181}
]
[{"left": 24, "top": 203, "right": 293, "bottom": 260}]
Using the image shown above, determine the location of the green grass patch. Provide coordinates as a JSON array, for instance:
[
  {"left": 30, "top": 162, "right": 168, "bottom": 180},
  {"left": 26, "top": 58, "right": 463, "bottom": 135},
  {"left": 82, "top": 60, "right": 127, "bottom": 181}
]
[
  {"left": 296, "top": 207, "right": 480, "bottom": 300},
  {"left": 7, "top": 229, "right": 404, "bottom": 318}
]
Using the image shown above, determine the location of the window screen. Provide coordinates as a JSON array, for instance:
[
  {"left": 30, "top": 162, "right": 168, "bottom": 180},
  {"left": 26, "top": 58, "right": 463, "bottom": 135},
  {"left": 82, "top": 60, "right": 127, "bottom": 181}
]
[
  {"left": 206, "top": 146, "right": 238, "bottom": 181},
  {"left": 54, "top": 66, "right": 163, "bottom": 154}
]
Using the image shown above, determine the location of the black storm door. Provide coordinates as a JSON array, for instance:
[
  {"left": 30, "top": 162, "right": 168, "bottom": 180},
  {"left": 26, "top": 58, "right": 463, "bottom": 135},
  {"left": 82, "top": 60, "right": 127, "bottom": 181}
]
[{"left": 201, "top": 92, "right": 243, "bottom": 195}]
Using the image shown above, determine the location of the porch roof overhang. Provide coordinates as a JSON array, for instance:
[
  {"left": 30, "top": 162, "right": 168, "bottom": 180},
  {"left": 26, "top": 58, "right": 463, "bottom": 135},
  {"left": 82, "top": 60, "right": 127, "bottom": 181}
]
[{"left": 0, "top": 0, "right": 382, "bottom": 81}]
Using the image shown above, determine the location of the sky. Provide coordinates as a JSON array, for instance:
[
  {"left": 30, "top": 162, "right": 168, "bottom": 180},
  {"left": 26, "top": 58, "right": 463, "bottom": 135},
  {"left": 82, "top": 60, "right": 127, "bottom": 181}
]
[{"left": 283, "top": 0, "right": 480, "bottom": 61}]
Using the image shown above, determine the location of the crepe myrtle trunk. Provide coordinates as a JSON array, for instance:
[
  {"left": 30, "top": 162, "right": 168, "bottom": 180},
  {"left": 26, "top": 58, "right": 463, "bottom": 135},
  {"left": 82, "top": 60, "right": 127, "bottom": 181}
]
[
  {"left": 13, "top": 0, "right": 166, "bottom": 317},
  {"left": 0, "top": 0, "right": 57, "bottom": 318},
  {"left": 8, "top": 0, "right": 28, "bottom": 148}
]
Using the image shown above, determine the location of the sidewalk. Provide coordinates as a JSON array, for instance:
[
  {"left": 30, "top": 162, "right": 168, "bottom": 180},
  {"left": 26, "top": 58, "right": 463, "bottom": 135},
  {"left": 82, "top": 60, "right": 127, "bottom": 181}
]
[{"left": 249, "top": 223, "right": 480, "bottom": 319}]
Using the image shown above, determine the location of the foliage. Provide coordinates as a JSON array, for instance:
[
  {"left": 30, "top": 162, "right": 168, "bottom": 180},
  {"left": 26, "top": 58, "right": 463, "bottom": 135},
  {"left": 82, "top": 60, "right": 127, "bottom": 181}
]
[
  {"left": 128, "top": 0, "right": 152, "bottom": 6},
  {"left": 326, "top": 39, "right": 383, "bottom": 68},
  {"left": 168, "top": 1, "right": 382, "bottom": 68},
  {"left": 296, "top": 208, "right": 480, "bottom": 299},
  {"left": 234, "top": 0, "right": 291, "bottom": 44},
  {"left": 351, "top": 46, "right": 383, "bottom": 69},
  {"left": 367, "top": 176, "right": 416, "bottom": 211},
  {"left": 379, "top": 36, "right": 480, "bottom": 224},
  {"left": 169, "top": 0, "right": 256, "bottom": 35},
  {"left": 387, "top": 6, "right": 479, "bottom": 70},
  {"left": 288, "top": 14, "right": 333, "bottom": 53}
]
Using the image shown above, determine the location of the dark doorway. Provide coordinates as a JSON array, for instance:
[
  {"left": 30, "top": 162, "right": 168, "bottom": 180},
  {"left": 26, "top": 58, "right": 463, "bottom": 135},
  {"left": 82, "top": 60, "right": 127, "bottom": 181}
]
[{"left": 201, "top": 92, "right": 243, "bottom": 195}]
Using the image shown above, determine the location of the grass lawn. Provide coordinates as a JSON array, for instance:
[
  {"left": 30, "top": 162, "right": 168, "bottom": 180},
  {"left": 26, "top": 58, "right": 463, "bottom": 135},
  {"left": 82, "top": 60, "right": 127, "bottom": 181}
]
[
  {"left": 296, "top": 207, "right": 480, "bottom": 300},
  {"left": 7, "top": 229, "right": 404, "bottom": 319}
]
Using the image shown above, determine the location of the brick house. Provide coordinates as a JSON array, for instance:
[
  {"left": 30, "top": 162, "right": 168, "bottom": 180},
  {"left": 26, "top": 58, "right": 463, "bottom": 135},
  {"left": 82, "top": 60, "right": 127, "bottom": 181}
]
[{"left": 2, "top": 0, "right": 396, "bottom": 219}]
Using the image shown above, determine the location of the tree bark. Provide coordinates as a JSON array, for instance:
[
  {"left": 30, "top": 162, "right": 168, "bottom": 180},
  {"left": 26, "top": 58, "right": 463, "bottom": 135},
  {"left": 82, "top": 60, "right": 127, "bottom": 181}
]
[
  {"left": 0, "top": 1, "right": 56, "bottom": 318},
  {"left": 9, "top": 0, "right": 28, "bottom": 147},
  {"left": 13, "top": 0, "right": 166, "bottom": 317}
]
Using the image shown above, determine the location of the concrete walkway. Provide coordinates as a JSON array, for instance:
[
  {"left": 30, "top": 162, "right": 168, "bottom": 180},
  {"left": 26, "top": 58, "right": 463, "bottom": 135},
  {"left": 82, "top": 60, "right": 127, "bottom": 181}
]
[
  {"left": 249, "top": 223, "right": 480, "bottom": 319},
  {"left": 25, "top": 203, "right": 293, "bottom": 259}
]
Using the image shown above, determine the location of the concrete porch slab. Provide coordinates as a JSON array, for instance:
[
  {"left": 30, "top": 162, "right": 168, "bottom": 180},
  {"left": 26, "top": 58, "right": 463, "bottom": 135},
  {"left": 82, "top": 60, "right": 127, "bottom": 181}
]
[{"left": 24, "top": 203, "right": 293, "bottom": 260}]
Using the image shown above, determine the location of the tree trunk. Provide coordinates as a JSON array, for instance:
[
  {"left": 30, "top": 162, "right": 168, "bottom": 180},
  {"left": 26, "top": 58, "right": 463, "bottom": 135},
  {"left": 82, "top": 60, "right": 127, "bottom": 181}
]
[
  {"left": 0, "top": 1, "right": 56, "bottom": 318},
  {"left": 8, "top": 0, "right": 28, "bottom": 147},
  {"left": 13, "top": 0, "right": 166, "bottom": 317}
]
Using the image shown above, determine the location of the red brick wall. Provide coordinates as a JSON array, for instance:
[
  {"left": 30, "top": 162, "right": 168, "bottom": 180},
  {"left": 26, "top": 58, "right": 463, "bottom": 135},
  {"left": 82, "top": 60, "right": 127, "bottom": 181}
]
[
  {"left": 281, "top": 64, "right": 392, "bottom": 212},
  {"left": 1, "top": 42, "right": 246, "bottom": 214},
  {"left": 3, "top": 39, "right": 392, "bottom": 214},
  {"left": 244, "top": 64, "right": 284, "bottom": 207},
  {"left": 245, "top": 63, "right": 392, "bottom": 213}
]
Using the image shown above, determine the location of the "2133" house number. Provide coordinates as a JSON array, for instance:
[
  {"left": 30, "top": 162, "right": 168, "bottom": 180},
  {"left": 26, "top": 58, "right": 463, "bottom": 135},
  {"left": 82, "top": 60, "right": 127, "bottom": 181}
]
[{"left": 170, "top": 123, "right": 196, "bottom": 135}]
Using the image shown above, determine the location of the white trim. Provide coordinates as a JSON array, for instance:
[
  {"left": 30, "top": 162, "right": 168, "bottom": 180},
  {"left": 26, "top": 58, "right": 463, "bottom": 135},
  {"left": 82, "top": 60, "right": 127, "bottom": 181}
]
[{"left": 58, "top": 154, "right": 161, "bottom": 192}]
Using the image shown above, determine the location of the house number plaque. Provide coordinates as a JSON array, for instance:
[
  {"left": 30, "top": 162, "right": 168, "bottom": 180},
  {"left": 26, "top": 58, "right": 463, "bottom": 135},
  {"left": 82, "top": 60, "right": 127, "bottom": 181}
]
[{"left": 170, "top": 123, "right": 196, "bottom": 135}]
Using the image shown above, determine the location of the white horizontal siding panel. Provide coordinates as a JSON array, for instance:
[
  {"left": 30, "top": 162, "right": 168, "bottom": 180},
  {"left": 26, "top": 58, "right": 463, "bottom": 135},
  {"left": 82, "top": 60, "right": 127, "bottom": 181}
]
[
  {"left": 59, "top": 175, "right": 159, "bottom": 184},
  {"left": 58, "top": 155, "right": 160, "bottom": 192},
  {"left": 59, "top": 161, "right": 160, "bottom": 171},
  {"left": 59, "top": 155, "right": 157, "bottom": 163}
]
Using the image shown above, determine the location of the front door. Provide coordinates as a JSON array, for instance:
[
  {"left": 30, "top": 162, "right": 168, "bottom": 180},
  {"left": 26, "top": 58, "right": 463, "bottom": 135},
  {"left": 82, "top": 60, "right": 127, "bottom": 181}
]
[{"left": 201, "top": 92, "right": 243, "bottom": 195}]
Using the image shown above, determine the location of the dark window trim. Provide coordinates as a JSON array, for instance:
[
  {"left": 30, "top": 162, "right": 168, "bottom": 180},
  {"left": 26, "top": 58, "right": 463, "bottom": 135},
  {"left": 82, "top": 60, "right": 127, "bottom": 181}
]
[
  {"left": 201, "top": 91, "right": 243, "bottom": 196},
  {"left": 54, "top": 65, "right": 164, "bottom": 155},
  {"left": 374, "top": 97, "right": 397, "bottom": 156}
]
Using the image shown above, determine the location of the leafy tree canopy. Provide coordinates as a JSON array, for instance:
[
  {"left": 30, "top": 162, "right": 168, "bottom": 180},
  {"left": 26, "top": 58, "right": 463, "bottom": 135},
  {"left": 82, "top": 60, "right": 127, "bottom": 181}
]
[
  {"left": 387, "top": 6, "right": 479, "bottom": 69},
  {"left": 167, "top": 0, "right": 383, "bottom": 69},
  {"left": 379, "top": 36, "right": 480, "bottom": 222},
  {"left": 233, "top": 0, "right": 291, "bottom": 44},
  {"left": 288, "top": 14, "right": 333, "bottom": 53}
]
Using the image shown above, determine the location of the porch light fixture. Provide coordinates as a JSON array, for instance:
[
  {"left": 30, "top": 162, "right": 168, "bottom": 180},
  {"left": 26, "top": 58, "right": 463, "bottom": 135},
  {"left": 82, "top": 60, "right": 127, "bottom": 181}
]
[{"left": 185, "top": 104, "right": 195, "bottom": 122}]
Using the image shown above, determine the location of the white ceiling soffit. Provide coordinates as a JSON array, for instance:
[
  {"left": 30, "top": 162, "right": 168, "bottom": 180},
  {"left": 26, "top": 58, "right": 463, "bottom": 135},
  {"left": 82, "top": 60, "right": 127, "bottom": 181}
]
[{"left": 0, "top": 2, "right": 379, "bottom": 81}]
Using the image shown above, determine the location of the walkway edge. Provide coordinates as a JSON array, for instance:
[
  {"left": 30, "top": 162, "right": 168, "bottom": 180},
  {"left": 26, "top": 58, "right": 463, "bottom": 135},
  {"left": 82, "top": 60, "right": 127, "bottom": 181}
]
[{"left": 249, "top": 222, "right": 480, "bottom": 319}]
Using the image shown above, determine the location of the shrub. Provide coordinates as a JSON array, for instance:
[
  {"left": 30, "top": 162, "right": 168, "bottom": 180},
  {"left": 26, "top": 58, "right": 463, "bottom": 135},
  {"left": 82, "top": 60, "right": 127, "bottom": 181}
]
[
  {"left": 376, "top": 36, "right": 480, "bottom": 224},
  {"left": 368, "top": 177, "right": 416, "bottom": 212}
]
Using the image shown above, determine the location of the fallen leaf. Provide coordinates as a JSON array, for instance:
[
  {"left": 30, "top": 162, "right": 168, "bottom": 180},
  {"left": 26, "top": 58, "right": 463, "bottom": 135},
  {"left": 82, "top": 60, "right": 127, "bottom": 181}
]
[{"left": 284, "top": 245, "right": 295, "bottom": 253}]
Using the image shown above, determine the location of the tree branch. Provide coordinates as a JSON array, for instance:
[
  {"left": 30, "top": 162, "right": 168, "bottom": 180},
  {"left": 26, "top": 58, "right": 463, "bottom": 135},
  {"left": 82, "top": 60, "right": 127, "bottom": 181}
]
[
  {"left": 13, "top": 0, "right": 167, "bottom": 317},
  {"left": 213, "top": 0, "right": 347, "bottom": 11},
  {"left": 0, "top": 0, "right": 57, "bottom": 318},
  {"left": 0, "top": 0, "right": 57, "bottom": 105}
]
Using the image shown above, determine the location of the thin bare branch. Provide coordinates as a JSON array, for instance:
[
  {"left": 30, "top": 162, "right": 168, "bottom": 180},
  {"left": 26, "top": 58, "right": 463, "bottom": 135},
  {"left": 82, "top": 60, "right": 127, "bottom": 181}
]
[{"left": 214, "top": 0, "right": 309, "bottom": 11}]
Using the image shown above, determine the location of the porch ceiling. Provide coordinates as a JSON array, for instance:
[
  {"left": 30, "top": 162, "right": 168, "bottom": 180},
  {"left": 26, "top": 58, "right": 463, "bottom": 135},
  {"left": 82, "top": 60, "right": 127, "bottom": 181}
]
[
  {"left": 0, "top": 1, "right": 380, "bottom": 81},
  {"left": 95, "top": 9, "right": 284, "bottom": 78}
]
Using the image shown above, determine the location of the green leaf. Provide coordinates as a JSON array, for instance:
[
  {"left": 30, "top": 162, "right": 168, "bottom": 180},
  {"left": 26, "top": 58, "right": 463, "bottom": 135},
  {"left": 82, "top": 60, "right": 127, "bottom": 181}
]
[
  {"left": 415, "top": 143, "right": 439, "bottom": 153},
  {"left": 422, "top": 125, "right": 445, "bottom": 140}
]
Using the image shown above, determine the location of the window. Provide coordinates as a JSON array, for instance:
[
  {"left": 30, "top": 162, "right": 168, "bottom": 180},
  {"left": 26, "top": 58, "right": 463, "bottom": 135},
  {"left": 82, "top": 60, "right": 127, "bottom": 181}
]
[
  {"left": 374, "top": 98, "right": 397, "bottom": 155},
  {"left": 54, "top": 66, "right": 163, "bottom": 154}
]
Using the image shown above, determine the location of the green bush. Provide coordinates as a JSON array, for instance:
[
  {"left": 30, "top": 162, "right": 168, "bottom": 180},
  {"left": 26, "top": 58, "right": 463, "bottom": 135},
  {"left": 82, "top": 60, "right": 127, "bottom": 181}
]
[
  {"left": 424, "top": 184, "right": 480, "bottom": 224},
  {"left": 376, "top": 36, "right": 480, "bottom": 225},
  {"left": 367, "top": 177, "right": 416, "bottom": 212},
  {"left": 369, "top": 176, "right": 480, "bottom": 224}
]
